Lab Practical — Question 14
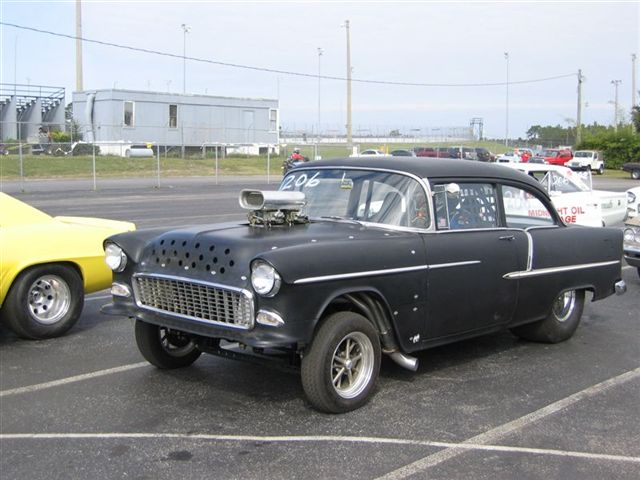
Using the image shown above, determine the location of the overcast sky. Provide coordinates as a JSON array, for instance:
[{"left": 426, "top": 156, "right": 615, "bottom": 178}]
[{"left": 1, "top": 0, "right": 638, "bottom": 138}]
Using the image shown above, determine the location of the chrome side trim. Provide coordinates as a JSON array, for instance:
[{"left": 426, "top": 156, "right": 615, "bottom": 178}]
[
  {"left": 429, "top": 260, "right": 481, "bottom": 270},
  {"left": 293, "top": 261, "right": 480, "bottom": 285},
  {"left": 503, "top": 260, "right": 620, "bottom": 280},
  {"left": 524, "top": 230, "right": 534, "bottom": 271},
  {"left": 294, "top": 265, "right": 429, "bottom": 285}
]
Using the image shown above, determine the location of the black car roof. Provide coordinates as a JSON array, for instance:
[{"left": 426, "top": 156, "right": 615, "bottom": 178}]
[{"left": 302, "top": 156, "right": 544, "bottom": 190}]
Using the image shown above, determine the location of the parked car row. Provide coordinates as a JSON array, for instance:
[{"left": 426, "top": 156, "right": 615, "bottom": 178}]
[{"left": 355, "top": 146, "right": 495, "bottom": 161}]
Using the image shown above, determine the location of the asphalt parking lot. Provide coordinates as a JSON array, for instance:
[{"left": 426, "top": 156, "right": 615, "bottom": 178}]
[{"left": 1, "top": 175, "right": 639, "bottom": 479}]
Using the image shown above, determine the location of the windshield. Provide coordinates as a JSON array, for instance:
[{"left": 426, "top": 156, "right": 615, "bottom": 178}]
[
  {"left": 543, "top": 150, "right": 560, "bottom": 158},
  {"left": 573, "top": 151, "right": 593, "bottom": 158},
  {"left": 279, "top": 168, "right": 430, "bottom": 229}
]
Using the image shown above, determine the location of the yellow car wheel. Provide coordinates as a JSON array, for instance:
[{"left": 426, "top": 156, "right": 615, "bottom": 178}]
[{"left": 2, "top": 264, "right": 84, "bottom": 339}]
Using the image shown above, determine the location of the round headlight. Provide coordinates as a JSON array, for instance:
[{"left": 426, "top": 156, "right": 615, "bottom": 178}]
[
  {"left": 105, "top": 243, "right": 127, "bottom": 272},
  {"left": 628, "top": 191, "right": 636, "bottom": 204},
  {"left": 251, "top": 260, "right": 281, "bottom": 297}
]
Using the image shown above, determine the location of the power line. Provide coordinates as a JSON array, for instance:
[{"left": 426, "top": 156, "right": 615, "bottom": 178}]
[{"left": 1, "top": 21, "right": 577, "bottom": 88}]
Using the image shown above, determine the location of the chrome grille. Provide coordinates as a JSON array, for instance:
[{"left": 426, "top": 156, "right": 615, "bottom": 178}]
[{"left": 133, "top": 274, "right": 254, "bottom": 329}]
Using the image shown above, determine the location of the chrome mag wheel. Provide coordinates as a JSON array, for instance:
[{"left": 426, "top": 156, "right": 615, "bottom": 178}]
[
  {"left": 27, "top": 274, "right": 71, "bottom": 325},
  {"left": 331, "top": 331, "right": 375, "bottom": 399}
]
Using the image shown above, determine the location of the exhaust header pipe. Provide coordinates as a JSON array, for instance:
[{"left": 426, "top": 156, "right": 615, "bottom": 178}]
[{"left": 389, "top": 352, "right": 419, "bottom": 372}]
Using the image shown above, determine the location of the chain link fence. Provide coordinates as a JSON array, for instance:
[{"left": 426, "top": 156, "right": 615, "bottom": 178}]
[{"left": 1, "top": 120, "right": 519, "bottom": 192}]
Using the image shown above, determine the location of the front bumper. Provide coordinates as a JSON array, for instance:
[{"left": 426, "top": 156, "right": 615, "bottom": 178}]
[
  {"left": 624, "top": 244, "right": 640, "bottom": 268},
  {"left": 101, "top": 301, "right": 315, "bottom": 349}
]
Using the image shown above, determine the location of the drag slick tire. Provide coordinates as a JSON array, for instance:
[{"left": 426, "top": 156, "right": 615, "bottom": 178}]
[
  {"left": 135, "top": 320, "right": 201, "bottom": 369},
  {"left": 2, "top": 264, "right": 83, "bottom": 340},
  {"left": 511, "top": 289, "right": 585, "bottom": 343},
  {"left": 301, "top": 312, "right": 381, "bottom": 413}
]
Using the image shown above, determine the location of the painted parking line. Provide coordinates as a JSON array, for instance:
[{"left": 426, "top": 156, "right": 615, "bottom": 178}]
[
  {"left": 376, "top": 366, "right": 640, "bottom": 479},
  {"left": 0, "top": 362, "right": 148, "bottom": 398},
  {"left": 0, "top": 433, "right": 638, "bottom": 466}
]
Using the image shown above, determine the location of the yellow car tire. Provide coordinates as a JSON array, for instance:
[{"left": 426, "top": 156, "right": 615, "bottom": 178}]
[{"left": 2, "top": 264, "right": 84, "bottom": 340}]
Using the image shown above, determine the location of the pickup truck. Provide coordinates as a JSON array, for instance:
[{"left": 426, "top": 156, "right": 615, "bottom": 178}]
[
  {"left": 567, "top": 150, "right": 605, "bottom": 175},
  {"left": 535, "top": 149, "right": 573, "bottom": 166},
  {"left": 622, "top": 162, "right": 640, "bottom": 180}
]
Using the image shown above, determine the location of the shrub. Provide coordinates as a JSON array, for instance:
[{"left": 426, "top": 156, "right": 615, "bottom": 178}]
[
  {"left": 72, "top": 143, "right": 100, "bottom": 156},
  {"left": 577, "top": 131, "right": 640, "bottom": 169},
  {"left": 50, "top": 131, "right": 71, "bottom": 143}
]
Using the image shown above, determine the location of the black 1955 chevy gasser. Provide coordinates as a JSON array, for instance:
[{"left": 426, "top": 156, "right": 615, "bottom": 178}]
[{"left": 102, "top": 157, "right": 626, "bottom": 413}]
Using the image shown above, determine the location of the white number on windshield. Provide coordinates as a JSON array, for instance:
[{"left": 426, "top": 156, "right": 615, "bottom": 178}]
[{"left": 281, "top": 172, "right": 321, "bottom": 190}]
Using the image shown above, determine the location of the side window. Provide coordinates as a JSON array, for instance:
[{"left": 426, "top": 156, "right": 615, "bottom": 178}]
[
  {"left": 502, "top": 185, "right": 556, "bottom": 228},
  {"left": 123, "top": 101, "right": 134, "bottom": 127},
  {"left": 269, "top": 109, "right": 278, "bottom": 132},
  {"left": 356, "top": 178, "right": 429, "bottom": 228},
  {"left": 169, "top": 104, "right": 178, "bottom": 128},
  {"left": 366, "top": 182, "right": 406, "bottom": 226},
  {"left": 433, "top": 182, "right": 498, "bottom": 230}
]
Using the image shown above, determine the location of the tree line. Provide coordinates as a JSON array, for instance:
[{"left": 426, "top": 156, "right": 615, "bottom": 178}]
[{"left": 520, "top": 105, "right": 640, "bottom": 169}]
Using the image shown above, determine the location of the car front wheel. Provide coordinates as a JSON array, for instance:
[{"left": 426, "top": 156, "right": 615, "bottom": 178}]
[
  {"left": 135, "top": 321, "right": 201, "bottom": 369},
  {"left": 632, "top": 170, "right": 640, "bottom": 180},
  {"left": 301, "top": 312, "right": 381, "bottom": 413},
  {"left": 2, "top": 264, "right": 84, "bottom": 339},
  {"left": 510, "top": 289, "right": 585, "bottom": 343}
]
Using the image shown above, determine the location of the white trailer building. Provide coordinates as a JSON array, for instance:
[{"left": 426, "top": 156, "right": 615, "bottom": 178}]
[{"left": 72, "top": 89, "right": 279, "bottom": 155}]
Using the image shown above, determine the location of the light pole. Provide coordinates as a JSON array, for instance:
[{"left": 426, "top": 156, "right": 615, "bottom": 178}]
[
  {"left": 181, "top": 23, "right": 191, "bottom": 94},
  {"left": 632, "top": 54, "right": 637, "bottom": 109},
  {"left": 317, "top": 47, "right": 323, "bottom": 141},
  {"left": 504, "top": 52, "right": 509, "bottom": 147},
  {"left": 342, "top": 20, "right": 352, "bottom": 147},
  {"left": 632, "top": 54, "right": 637, "bottom": 133},
  {"left": 611, "top": 79, "right": 622, "bottom": 131},
  {"left": 76, "top": 0, "right": 83, "bottom": 92},
  {"left": 316, "top": 47, "right": 323, "bottom": 161},
  {"left": 576, "top": 69, "right": 583, "bottom": 145}
]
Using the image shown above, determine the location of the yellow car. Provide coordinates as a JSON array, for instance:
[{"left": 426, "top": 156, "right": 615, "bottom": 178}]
[{"left": 0, "top": 193, "right": 135, "bottom": 339}]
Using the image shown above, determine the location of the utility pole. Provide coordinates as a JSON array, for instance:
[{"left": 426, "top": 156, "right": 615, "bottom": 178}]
[
  {"left": 75, "top": 0, "right": 83, "bottom": 92},
  {"left": 181, "top": 24, "right": 191, "bottom": 94},
  {"left": 504, "top": 52, "right": 509, "bottom": 147},
  {"left": 611, "top": 79, "right": 622, "bottom": 131},
  {"left": 576, "top": 69, "right": 583, "bottom": 145},
  {"left": 632, "top": 54, "right": 637, "bottom": 133},
  {"left": 344, "top": 20, "right": 352, "bottom": 147},
  {"left": 317, "top": 47, "right": 323, "bottom": 142}
]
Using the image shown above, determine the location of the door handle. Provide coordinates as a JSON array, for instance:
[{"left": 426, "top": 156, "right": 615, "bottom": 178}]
[{"left": 499, "top": 235, "right": 515, "bottom": 241}]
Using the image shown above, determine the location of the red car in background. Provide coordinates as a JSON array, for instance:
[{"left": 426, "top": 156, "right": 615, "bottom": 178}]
[{"left": 536, "top": 149, "right": 573, "bottom": 166}]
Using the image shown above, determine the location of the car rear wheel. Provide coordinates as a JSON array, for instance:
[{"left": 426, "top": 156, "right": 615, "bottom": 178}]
[
  {"left": 632, "top": 170, "right": 640, "bottom": 180},
  {"left": 510, "top": 289, "right": 585, "bottom": 343},
  {"left": 301, "top": 312, "right": 381, "bottom": 413},
  {"left": 597, "top": 164, "right": 604, "bottom": 175},
  {"left": 2, "top": 264, "right": 83, "bottom": 339},
  {"left": 135, "top": 321, "right": 201, "bottom": 369}
]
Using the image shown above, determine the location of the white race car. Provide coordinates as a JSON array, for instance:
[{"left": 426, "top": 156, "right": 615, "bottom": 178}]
[{"left": 502, "top": 163, "right": 627, "bottom": 227}]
